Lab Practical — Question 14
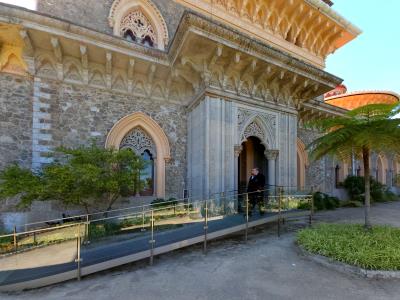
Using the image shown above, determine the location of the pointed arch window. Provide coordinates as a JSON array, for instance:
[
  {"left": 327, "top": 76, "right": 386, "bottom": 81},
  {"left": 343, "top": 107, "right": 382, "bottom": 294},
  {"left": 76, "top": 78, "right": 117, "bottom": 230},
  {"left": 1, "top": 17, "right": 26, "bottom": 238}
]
[
  {"left": 120, "top": 10, "right": 156, "bottom": 47},
  {"left": 120, "top": 127, "right": 156, "bottom": 196},
  {"left": 109, "top": 0, "right": 169, "bottom": 50}
]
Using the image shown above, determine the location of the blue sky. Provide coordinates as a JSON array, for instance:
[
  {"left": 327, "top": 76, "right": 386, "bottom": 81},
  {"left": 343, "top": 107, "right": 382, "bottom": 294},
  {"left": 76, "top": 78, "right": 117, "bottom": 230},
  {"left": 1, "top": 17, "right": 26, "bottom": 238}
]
[{"left": 326, "top": 0, "right": 400, "bottom": 94}]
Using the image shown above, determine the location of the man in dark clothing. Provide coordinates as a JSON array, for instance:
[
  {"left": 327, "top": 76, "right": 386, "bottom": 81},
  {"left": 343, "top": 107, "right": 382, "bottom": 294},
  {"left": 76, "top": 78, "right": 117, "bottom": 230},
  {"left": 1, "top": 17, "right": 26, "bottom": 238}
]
[{"left": 247, "top": 168, "right": 265, "bottom": 215}]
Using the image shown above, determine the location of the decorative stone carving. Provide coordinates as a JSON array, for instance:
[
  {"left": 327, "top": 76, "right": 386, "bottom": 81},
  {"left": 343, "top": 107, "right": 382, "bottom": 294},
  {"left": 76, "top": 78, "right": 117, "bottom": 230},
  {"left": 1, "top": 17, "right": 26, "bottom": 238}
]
[
  {"left": 108, "top": 0, "right": 169, "bottom": 50},
  {"left": 120, "top": 127, "right": 156, "bottom": 157},
  {"left": 265, "top": 150, "right": 279, "bottom": 161},
  {"left": 120, "top": 11, "right": 156, "bottom": 47},
  {"left": 176, "top": 0, "right": 360, "bottom": 64},
  {"left": 238, "top": 108, "right": 276, "bottom": 148},
  {"left": 0, "top": 24, "right": 28, "bottom": 76},
  {"left": 234, "top": 145, "right": 243, "bottom": 157},
  {"left": 238, "top": 109, "right": 276, "bottom": 132},
  {"left": 237, "top": 109, "right": 253, "bottom": 130},
  {"left": 243, "top": 121, "right": 264, "bottom": 142}
]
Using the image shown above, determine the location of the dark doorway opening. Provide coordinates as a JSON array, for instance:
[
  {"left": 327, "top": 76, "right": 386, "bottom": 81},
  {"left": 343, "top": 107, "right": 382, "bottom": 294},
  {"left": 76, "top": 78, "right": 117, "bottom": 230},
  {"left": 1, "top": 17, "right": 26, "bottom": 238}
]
[{"left": 238, "top": 136, "right": 268, "bottom": 193}]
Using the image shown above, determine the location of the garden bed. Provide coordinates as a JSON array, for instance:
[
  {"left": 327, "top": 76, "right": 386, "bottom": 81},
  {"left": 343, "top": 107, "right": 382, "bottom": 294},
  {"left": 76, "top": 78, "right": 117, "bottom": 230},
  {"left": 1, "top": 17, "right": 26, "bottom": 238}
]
[{"left": 297, "top": 223, "right": 400, "bottom": 271}]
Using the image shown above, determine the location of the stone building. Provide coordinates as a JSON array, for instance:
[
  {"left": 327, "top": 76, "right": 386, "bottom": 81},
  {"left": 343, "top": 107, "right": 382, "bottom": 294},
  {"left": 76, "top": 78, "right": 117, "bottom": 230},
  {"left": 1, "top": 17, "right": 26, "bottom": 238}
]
[{"left": 0, "top": 0, "right": 398, "bottom": 216}]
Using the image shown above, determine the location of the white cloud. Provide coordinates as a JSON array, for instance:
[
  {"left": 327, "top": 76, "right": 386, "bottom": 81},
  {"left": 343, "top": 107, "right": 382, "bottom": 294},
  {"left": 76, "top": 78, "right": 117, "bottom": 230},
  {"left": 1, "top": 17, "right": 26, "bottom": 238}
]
[{"left": 0, "top": 0, "right": 37, "bottom": 10}]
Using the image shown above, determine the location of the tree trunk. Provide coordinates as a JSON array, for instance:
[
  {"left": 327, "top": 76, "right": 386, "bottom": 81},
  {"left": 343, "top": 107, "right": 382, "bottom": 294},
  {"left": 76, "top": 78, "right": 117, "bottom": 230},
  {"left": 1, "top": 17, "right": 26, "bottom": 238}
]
[{"left": 362, "top": 147, "right": 372, "bottom": 230}]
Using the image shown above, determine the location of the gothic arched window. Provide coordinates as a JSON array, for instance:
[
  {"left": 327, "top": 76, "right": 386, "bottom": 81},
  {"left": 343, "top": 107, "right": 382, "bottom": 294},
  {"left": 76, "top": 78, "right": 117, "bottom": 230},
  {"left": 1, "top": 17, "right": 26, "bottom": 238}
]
[
  {"left": 109, "top": 0, "right": 169, "bottom": 50},
  {"left": 140, "top": 150, "right": 154, "bottom": 196},
  {"left": 120, "top": 127, "right": 156, "bottom": 196},
  {"left": 120, "top": 10, "right": 156, "bottom": 48}
]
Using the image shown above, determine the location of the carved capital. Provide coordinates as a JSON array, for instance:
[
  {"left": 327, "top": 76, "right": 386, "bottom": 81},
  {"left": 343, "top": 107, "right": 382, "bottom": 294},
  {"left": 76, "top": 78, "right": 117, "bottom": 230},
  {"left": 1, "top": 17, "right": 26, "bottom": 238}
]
[
  {"left": 234, "top": 145, "right": 243, "bottom": 157},
  {"left": 265, "top": 150, "right": 279, "bottom": 161}
]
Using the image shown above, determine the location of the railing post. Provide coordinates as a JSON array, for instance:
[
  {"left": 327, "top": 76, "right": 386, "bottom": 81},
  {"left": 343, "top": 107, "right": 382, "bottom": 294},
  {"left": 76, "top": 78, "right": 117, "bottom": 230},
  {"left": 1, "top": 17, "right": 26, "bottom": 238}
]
[
  {"left": 141, "top": 206, "right": 146, "bottom": 232},
  {"left": 203, "top": 200, "right": 208, "bottom": 254},
  {"left": 13, "top": 226, "right": 18, "bottom": 253},
  {"left": 309, "top": 186, "right": 314, "bottom": 226},
  {"left": 85, "top": 214, "right": 90, "bottom": 244},
  {"left": 278, "top": 188, "right": 282, "bottom": 237},
  {"left": 75, "top": 223, "right": 82, "bottom": 281},
  {"left": 245, "top": 193, "right": 249, "bottom": 243},
  {"left": 149, "top": 210, "right": 155, "bottom": 266},
  {"left": 221, "top": 192, "right": 225, "bottom": 214}
]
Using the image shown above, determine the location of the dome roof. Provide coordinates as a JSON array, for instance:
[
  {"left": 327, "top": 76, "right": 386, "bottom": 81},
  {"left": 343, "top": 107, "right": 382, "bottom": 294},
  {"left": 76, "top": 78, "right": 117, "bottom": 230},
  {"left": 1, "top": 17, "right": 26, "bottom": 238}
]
[{"left": 325, "top": 90, "right": 400, "bottom": 110}]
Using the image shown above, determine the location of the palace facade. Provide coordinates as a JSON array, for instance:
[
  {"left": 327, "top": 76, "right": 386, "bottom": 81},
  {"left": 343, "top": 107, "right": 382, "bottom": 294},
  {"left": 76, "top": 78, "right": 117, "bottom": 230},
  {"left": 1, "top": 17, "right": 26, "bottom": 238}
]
[{"left": 0, "top": 0, "right": 398, "bottom": 216}]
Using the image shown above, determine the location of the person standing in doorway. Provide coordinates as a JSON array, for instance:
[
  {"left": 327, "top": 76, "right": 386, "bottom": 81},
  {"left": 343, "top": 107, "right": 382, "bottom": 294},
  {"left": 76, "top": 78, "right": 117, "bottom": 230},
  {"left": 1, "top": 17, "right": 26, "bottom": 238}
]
[{"left": 247, "top": 167, "right": 265, "bottom": 216}]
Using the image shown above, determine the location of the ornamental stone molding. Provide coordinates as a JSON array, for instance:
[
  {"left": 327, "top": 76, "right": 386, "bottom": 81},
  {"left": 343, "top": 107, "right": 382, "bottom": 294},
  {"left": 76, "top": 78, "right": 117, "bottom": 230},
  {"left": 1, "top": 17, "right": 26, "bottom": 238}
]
[
  {"left": 0, "top": 7, "right": 345, "bottom": 104},
  {"left": 120, "top": 127, "right": 157, "bottom": 157},
  {"left": 243, "top": 122, "right": 264, "bottom": 143},
  {"left": 108, "top": 0, "right": 169, "bottom": 50},
  {"left": 238, "top": 108, "right": 276, "bottom": 148},
  {"left": 264, "top": 150, "right": 279, "bottom": 161},
  {"left": 105, "top": 112, "right": 171, "bottom": 197},
  {"left": 234, "top": 145, "right": 243, "bottom": 157},
  {"left": 176, "top": 0, "right": 361, "bottom": 67},
  {"left": 0, "top": 24, "right": 28, "bottom": 76}
]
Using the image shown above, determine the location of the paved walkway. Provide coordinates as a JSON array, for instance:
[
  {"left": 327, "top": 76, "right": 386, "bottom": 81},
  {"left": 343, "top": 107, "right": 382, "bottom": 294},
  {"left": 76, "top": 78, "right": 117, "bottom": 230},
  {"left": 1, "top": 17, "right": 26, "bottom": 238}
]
[{"left": 2, "top": 201, "right": 400, "bottom": 299}]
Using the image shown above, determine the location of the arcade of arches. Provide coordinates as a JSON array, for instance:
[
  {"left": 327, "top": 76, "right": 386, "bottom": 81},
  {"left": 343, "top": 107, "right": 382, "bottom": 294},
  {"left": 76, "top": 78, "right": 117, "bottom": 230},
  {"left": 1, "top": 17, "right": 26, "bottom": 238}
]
[{"left": 296, "top": 137, "right": 400, "bottom": 190}]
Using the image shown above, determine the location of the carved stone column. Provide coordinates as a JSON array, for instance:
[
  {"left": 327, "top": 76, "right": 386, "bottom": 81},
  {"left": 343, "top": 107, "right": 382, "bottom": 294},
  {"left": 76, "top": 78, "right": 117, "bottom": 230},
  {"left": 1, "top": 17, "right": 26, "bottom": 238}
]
[
  {"left": 265, "top": 150, "right": 279, "bottom": 188},
  {"left": 234, "top": 145, "right": 243, "bottom": 192}
]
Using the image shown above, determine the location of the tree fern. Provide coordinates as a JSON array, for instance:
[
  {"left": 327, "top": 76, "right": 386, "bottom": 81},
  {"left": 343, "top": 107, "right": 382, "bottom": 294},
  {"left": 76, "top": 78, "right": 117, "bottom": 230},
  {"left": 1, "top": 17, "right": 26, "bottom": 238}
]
[{"left": 306, "top": 103, "right": 400, "bottom": 229}]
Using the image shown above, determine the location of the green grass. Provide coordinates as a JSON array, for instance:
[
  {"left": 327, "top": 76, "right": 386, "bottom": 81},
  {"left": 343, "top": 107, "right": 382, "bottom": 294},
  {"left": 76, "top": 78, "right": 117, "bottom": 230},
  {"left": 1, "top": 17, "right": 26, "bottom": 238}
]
[{"left": 297, "top": 223, "right": 400, "bottom": 271}]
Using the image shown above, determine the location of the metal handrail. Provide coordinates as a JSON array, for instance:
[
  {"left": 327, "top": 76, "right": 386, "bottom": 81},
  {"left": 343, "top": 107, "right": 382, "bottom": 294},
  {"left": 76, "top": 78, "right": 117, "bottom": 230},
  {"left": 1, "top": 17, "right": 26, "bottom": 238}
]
[
  {"left": 11, "top": 194, "right": 205, "bottom": 231},
  {"left": 0, "top": 189, "right": 313, "bottom": 240},
  {"left": 11, "top": 186, "right": 312, "bottom": 232},
  {"left": 211, "top": 185, "right": 312, "bottom": 198}
]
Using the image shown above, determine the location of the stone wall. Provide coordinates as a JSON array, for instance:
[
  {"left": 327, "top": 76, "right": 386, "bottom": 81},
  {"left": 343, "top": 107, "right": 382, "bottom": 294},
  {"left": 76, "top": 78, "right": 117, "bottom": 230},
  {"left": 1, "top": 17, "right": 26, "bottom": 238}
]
[
  {"left": 36, "top": 0, "right": 186, "bottom": 46},
  {"left": 34, "top": 77, "right": 188, "bottom": 198},
  {"left": 297, "top": 127, "right": 335, "bottom": 194},
  {"left": 0, "top": 73, "right": 33, "bottom": 170}
]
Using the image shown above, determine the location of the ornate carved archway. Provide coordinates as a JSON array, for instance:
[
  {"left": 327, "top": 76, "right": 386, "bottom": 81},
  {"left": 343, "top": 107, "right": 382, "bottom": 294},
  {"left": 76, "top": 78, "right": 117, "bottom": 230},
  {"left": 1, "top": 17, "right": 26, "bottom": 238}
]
[
  {"left": 105, "top": 112, "right": 171, "bottom": 197},
  {"left": 239, "top": 116, "right": 275, "bottom": 150}
]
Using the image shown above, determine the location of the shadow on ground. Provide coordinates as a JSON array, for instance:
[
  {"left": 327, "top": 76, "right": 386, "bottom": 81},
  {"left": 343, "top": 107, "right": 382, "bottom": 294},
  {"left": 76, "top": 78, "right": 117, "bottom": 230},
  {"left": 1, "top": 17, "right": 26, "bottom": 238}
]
[{"left": 2, "top": 201, "right": 400, "bottom": 300}]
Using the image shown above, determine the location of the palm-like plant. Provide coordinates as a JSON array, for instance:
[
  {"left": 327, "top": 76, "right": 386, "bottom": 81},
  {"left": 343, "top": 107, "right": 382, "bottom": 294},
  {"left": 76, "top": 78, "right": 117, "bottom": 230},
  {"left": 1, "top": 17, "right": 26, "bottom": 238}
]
[{"left": 307, "top": 103, "right": 400, "bottom": 229}]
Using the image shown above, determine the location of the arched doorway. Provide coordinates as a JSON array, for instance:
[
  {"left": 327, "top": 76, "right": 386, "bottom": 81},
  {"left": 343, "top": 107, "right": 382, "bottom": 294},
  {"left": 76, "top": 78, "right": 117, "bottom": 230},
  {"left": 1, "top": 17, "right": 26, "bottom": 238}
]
[
  {"left": 296, "top": 138, "right": 308, "bottom": 190},
  {"left": 238, "top": 136, "right": 267, "bottom": 192}
]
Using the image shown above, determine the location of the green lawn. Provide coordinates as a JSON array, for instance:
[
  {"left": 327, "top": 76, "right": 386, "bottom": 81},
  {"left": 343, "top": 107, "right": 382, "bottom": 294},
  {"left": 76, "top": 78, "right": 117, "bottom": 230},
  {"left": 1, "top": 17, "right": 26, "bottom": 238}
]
[{"left": 297, "top": 223, "right": 400, "bottom": 271}]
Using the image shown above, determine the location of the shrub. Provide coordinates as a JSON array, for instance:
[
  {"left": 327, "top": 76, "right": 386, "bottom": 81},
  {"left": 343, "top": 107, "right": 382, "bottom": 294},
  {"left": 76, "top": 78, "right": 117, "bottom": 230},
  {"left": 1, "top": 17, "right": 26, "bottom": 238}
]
[
  {"left": 312, "top": 192, "right": 340, "bottom": 211},
  {"left": 151, "top": 198, "right": 178, "bottom": 209},
  {"left": 0, "top": 143, "right": 148, "bottom": 213},
  {"left": 343, "top": 175, "right": 399, "bottom": 203},
  {"left": 89, "top": 222, "right": 122, "bottom": 239},
  {"left": 340, "top": 200, "right": 363, "bottom": 208},
  {"left": 297, "top": 201, "right": 311, "bottom": 210}
]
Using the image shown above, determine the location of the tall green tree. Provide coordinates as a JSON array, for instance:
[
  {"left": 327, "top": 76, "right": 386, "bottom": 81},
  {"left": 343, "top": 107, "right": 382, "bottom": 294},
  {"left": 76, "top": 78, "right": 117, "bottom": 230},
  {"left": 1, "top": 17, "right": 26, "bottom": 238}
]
[
  {"left": 307, "top": 103, "right": 400, "bottom": 229},
  {"left": 0, "top": 143, "right": 147, "bottom": 214}
]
